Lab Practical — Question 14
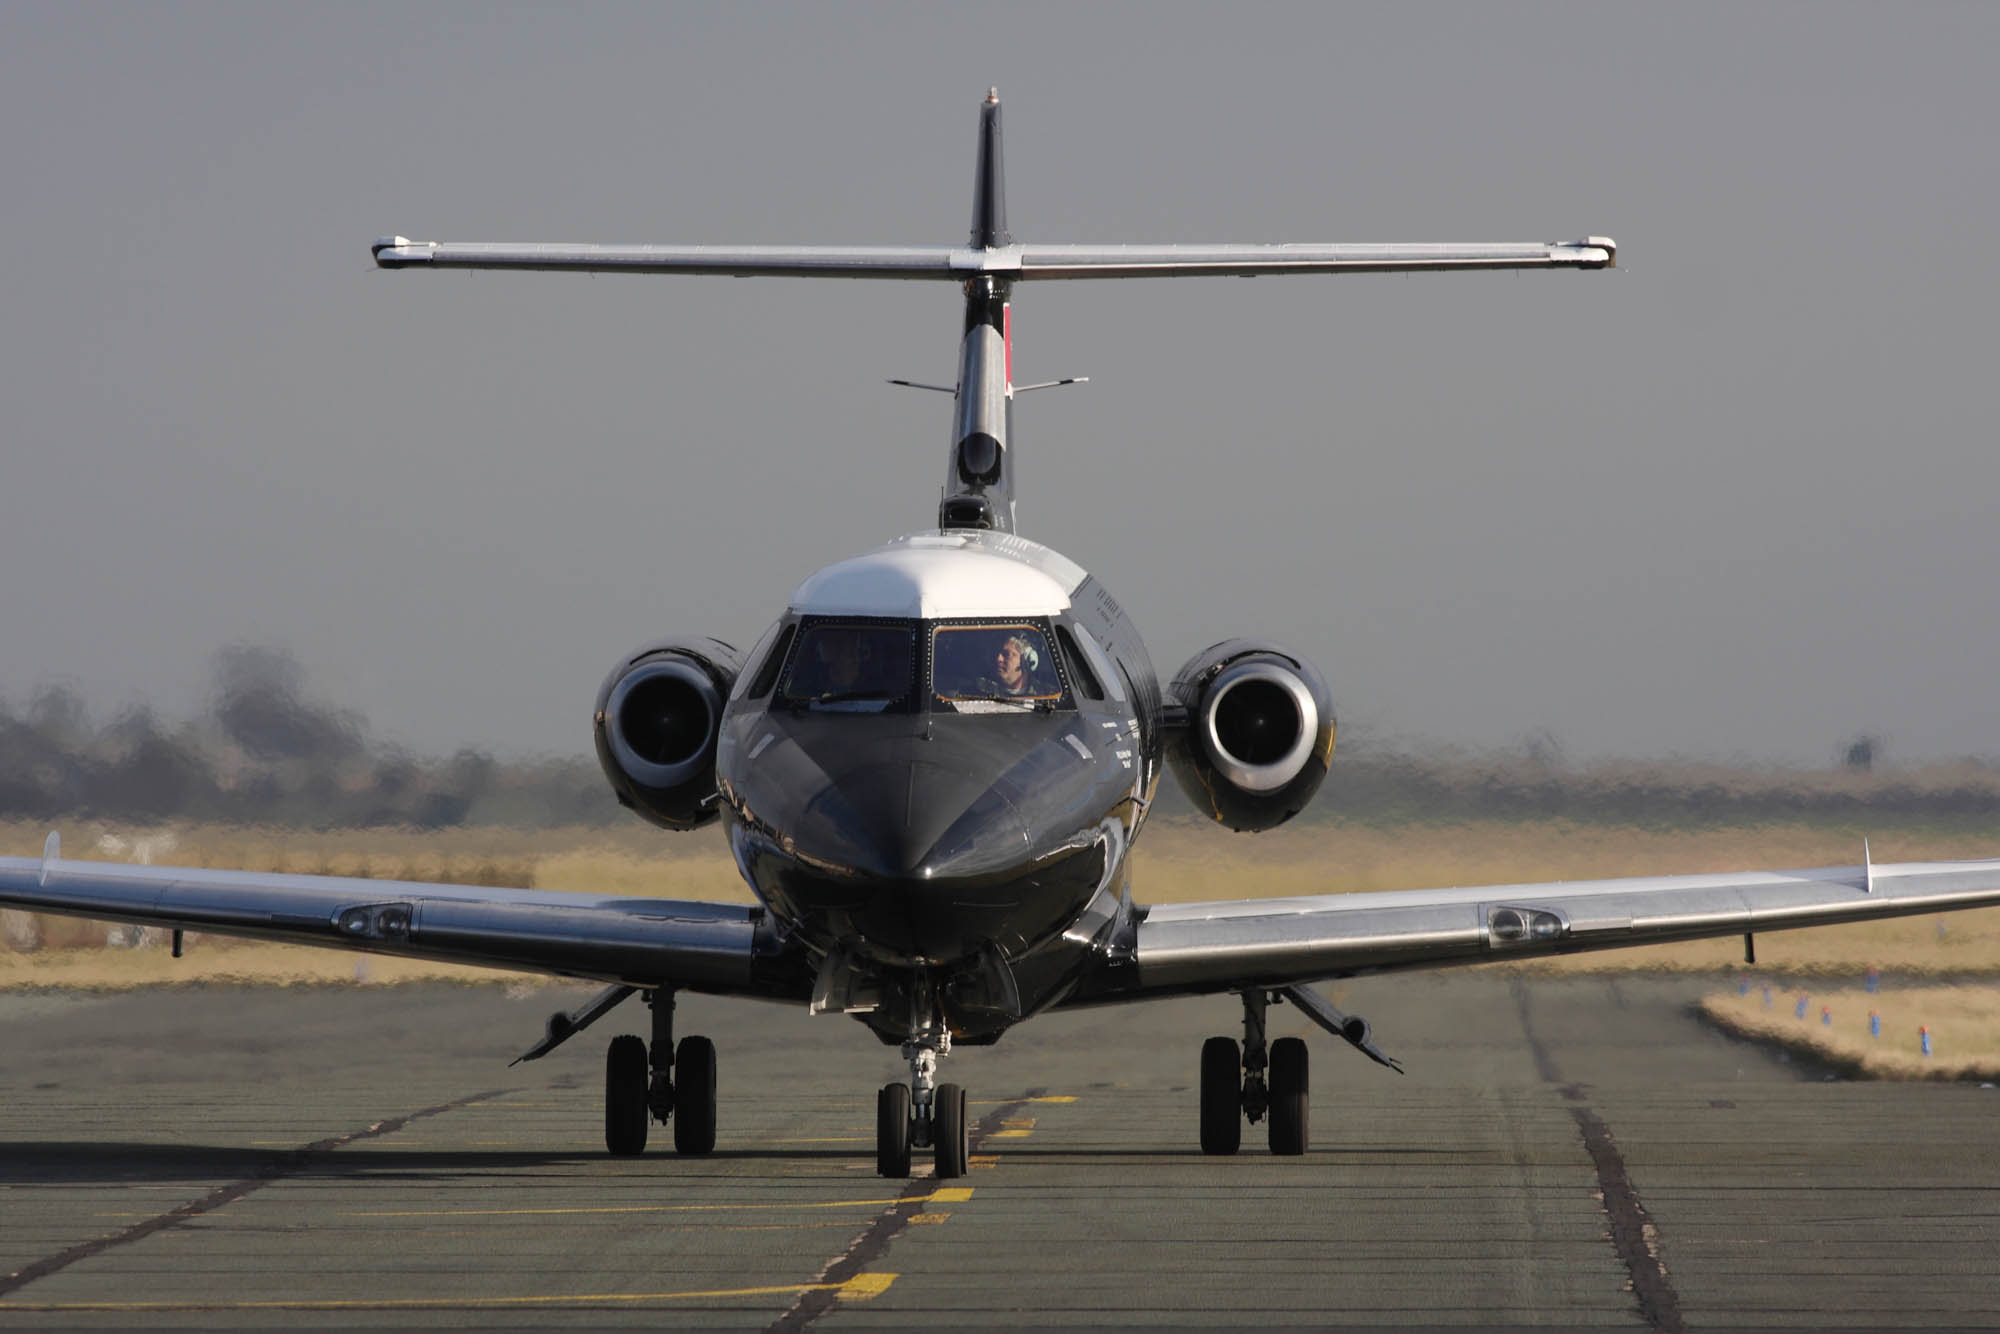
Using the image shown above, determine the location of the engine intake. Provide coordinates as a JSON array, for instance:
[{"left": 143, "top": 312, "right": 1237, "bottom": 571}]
[
  {"left": 1167, "top": 640, "right": 1333, "bottom": 832},
  {"left": 594, "top": 637, "right": 742, "bottom": 830}
]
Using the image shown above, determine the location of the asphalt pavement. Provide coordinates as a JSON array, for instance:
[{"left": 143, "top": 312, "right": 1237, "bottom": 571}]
[{"left": 2, "top": 971, "right": 1997, "bottom": 1330}]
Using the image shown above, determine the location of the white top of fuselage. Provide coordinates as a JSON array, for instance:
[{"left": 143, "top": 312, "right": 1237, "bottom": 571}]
[{"left": 787, "top": 530, "right": 1088, "bottom": 620}]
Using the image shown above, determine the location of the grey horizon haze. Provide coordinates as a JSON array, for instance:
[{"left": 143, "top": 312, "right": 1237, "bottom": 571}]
[{"left": 3, "top": 3, "right": 1996, "bottom": 769}]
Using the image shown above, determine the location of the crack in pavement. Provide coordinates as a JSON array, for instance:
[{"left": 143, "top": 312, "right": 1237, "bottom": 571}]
[
  {"left": 0, "top": 1087, "right": 514, "bottom": 1300},
  {"left": 1512, "top": 979, "right": 1685, "bottom": 1334},
  {"left": 765, "top": 1086, "right": 1046, "bottom": 1334}
]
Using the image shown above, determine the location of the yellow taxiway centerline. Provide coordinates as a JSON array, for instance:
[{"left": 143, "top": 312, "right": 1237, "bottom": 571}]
[
  {"left": 351, "top": 1187, "right": 970, "bottom": 1218},
  {"left": 0, "top": 1272, "right": 897, "bottom": 1313}
]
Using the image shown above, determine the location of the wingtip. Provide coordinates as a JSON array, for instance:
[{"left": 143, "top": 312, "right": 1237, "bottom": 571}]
[{"left": 372, "top": 236, "right": 432, "bottom": 268}]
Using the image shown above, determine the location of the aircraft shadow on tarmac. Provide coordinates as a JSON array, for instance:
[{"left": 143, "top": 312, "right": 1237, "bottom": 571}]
[
  {"left": 1, "top": 1139, "right": 1461, "bottom": 1185},
  {"left": 0, "top": 1142, "right": 879, "bottom": 1186}
]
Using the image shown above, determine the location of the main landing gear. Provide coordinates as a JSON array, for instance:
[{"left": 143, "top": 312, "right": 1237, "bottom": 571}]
[
  {"left": 1200, "top": 989, "right": 1309, "bottom": 1156},
  {"left": 605, "top": 989, "right": 717, "bottom": 1156},
  {"left": 875, "top": 1012, "right": 968, "bottom": 1179}
]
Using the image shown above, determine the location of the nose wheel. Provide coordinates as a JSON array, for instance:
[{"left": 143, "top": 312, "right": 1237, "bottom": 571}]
[
  {"left": 876, "top": 1082, "right": 912, "bottom": 1177},
  {"left": 932, "top": 1082, "right": 969, "bottom": 1177}
]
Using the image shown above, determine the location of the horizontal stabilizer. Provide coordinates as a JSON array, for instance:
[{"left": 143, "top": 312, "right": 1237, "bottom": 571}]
[
  {"left": 373, "top": 237, "right": 1616, "bottom": 280},
  {"left": 1007, "top": 238, "right": 1615, "bottom": 278},
  {"left": 374, "top": 238, "right": 971, "bottom": 280}
]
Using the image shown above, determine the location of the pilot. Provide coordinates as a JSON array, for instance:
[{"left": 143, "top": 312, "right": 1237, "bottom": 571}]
[
  {"left": 972, "top": 632, "right": 1041, "bottom": 697},
  {"left": 797, "top": 630, "right": 871, "bottom": 698}
]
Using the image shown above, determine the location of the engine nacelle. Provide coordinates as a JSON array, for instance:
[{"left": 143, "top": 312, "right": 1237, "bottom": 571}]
[
  {"left": 1166, "top": 639, "right": 1334, "bottom": 832},
  {"left": 593, "top": 637, "right": 743, "bottom": 831}
]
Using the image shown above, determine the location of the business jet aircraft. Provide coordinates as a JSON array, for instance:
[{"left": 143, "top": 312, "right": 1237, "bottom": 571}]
[{"left": 8, "top": 93, "right": 2000, "bottom": 1180}]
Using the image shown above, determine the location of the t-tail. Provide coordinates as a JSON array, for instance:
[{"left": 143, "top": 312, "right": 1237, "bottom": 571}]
[
  {"left": 947, "top": 89, "right": 1015, "bottom": 532},
  {"left": 374, "top": 91, "right": 1615, "bottom": 536}
]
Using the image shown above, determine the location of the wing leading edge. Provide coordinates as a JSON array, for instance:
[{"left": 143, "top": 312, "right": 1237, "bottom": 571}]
[
  {"left": 0, "top": 852, "right": 802, "bottom": 998},
  {"left": 1108, "top": 857, "right": 2000, "bottom": 1000}
]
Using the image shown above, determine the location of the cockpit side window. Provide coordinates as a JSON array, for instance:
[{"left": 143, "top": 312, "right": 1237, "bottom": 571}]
[
  {"left": 744, "top": 621, "right": 796, "bottom": 699},
  {"left": 1068, "top": 622, "right": 1126, "bottom": 703},
  {"left": 1053, "top": 625, "right": 1104, "bottom": 701},
  {"left": 778, "top": 621, "right": 918, "bottom": 713},
  {"left": 932, "top": 622, "right": 1067, "bottom": 712}
]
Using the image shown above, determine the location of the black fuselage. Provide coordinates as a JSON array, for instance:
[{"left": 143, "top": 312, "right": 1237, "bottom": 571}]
[{"left": 712, "top": 535, "right": 1163, "bottom": 1041}]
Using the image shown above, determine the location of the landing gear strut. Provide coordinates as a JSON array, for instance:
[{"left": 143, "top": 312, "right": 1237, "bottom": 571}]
[
  {"left": 603, "top": 989, "right": 717, "bottom": 1156},
  {"left": 1199, "top": 989, "right": 1309, "bottom": 1156},
  {"left": 875, "top": 992, "right": 968, "bottom": 1179}
]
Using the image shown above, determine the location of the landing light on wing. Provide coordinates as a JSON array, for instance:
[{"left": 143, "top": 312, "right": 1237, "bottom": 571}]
[{"left": 1486, "top": 905, "right": 1567, "bottom": 945}]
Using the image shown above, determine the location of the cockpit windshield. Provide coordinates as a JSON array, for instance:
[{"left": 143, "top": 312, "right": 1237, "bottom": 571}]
[
  {"left": 932, "top": 623, "right": 1064, "bottom": 712},
  {"left": 778, "top": 623, "right": 917, "bottom": 712},
  {"left": 772, "top": 618, "right": 1071, "bottom": 715}
]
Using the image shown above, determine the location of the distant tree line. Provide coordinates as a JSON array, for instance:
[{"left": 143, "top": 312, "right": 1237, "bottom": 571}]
[
  {"left": 5, "top": 648, "right": 1998, "bottom": 830},
  {"left": 1302, "top": 742, "right": 2000, "bottom": 830},
  {"left": 0, "top": 647, "right": 617, "bottom": 829}
]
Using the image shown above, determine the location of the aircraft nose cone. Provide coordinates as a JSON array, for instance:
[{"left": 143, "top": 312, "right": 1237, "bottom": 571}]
[
  {"left": 797, "top": 760, "right": 1025, "bottom": 880},
  {"left": 730, "top": 715, "right": 1111, "bottom": 965}
]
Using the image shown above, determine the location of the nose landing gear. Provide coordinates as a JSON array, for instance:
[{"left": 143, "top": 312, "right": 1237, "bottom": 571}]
[{"left": 876, "top": 1011, "right": 968, "bottom": 1179}]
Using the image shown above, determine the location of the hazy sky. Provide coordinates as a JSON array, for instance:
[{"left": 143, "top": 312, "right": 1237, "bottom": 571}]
[{"left": 3, "top": 2, "right": 1996, "bottom": 767}]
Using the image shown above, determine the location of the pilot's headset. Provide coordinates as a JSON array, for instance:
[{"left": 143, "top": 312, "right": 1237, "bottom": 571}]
[{"left": 1010, "top": 635, "right": 1041, "bottom": 673}]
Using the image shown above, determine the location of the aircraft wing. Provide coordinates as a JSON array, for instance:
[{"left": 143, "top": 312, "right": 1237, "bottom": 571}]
[
  {"left": 1114, "top": 856, "right": 2000, "bottom": 999},
  {"left": 371, "top": 238, "right": 1615, "bottom": 280},
  {"left": 0, "top": 844, "right": 803, "bottom": 999}
]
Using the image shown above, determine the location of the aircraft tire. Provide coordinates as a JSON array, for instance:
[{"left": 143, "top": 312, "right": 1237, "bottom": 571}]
[
  {"left": 1199, "top": 1035, "right": 1242, "bottom": 1155},
  {"left": 876, "top": 1083, "right": 912, "bottom": 1177},
  {"left": 1268, "top": 1036, "right": 1309, "bottom": 1155},
  {"left": 605, "top": 1034, "right": 650, "bottom": 1156},
  {"left": 932, "top": 1082, "right": 969, "bottom": 1178},
  {"left": 672, "top": 1035, "right": 717, "bottom": 1154}
]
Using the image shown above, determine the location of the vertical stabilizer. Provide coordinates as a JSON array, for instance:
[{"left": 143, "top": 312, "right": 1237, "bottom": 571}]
[
  {"left": 942, "top": 90, "right": 1016, "bottom": 533},
  {"left": 969, "top": 88, "right": 1009, "bottom": 249}
]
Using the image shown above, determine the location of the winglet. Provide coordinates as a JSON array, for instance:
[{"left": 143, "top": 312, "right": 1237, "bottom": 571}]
[
  {"left": 1863, "top": 838, "right": 1874, "bottom": 894},
  {"left": 40, "top": 831, "right": 58, "bottom": 887}
]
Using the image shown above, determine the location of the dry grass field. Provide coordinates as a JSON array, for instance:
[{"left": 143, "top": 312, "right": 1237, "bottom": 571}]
[
  {"left": 5, "top": 816, "right": 2000, "bottom": 988},
  {"left": 1701, "top": 983, "right": 2000, "bottom": 1081}
]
